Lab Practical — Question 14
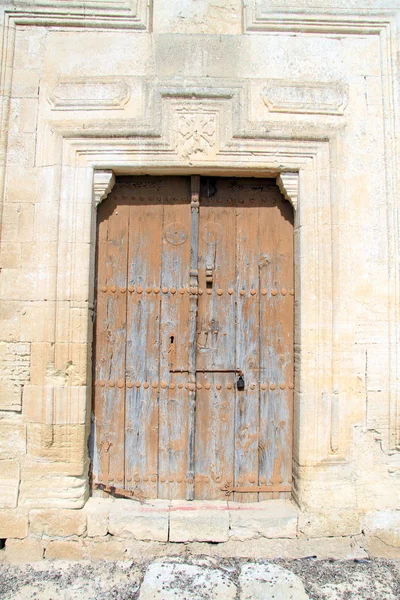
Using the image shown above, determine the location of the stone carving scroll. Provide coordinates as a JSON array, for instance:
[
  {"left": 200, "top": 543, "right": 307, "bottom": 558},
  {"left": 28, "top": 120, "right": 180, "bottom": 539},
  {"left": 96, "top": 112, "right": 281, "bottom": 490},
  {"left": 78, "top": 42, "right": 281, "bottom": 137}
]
[{"left": 93, "top": 170, "right": 116, "bottom": 207}]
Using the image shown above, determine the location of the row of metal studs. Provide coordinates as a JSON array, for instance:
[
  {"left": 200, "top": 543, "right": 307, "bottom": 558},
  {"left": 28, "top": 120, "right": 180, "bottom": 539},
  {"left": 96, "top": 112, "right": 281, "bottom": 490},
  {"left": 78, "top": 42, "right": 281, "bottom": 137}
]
[
  {"left": 106, "top": 476, "right": 275, "bottom": 484},
  {"left": 100, "top": 286, "right": 294, "bottom": 296},
  {"left": 96, "top": 380, "right": 294, "bottom": 390}
]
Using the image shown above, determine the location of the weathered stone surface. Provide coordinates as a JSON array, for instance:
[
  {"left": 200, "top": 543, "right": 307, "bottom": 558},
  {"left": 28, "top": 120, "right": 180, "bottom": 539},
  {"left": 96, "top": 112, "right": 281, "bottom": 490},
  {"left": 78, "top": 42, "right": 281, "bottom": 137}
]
[
  {"left": 187, "top": 536, "right": 368, "bottom": 560},
  {"left": 83, "top": 538, "right": 129, "bottom": 561},
  {"left": 29, "top": 508, "right": 87, "bottom": 537},
  {"left": 298, "top": 509, "right": 363, "bottom": 538},
  {"left": 3, "top": 538, "right": 45, "bottom": 562},
  {"left": 0, "top": 425, "right": 26, "bottom": 457},
  {"left": 19, "top": 473, "right": 88, "bottom": 509},
  {"left": 0, "top": 509, "right": 28, "bottom": 539},
  {"left": 0, "top": 460, "right": 20, "bottom": 509},
  {"left": 239, "top": 562, "right": 309, "bottom": 600},
  {"left": 362, "top": 511, "right": 400, "bottom": 548},
  {"left": 45, "top": 540, "right": 84, "bottom": 561},
  {"left": 108, "top": 499, "right": 169, "bottom": 542},
  {"left": 86, "top": 497, "right": 112, "bottom": 537},
  {"left": 229, "top": 500, "right": 297, "bottom": 540},
  {"left": 169, "top": 500, "right": 229, "bottom": 543},
  {"left": 138, "top": 560, "right": 237, "bottom": 600}
]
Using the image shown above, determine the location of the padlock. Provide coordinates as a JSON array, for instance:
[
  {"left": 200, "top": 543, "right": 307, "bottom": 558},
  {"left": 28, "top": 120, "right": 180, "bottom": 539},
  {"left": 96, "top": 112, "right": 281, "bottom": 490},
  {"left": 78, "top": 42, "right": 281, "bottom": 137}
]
[{"left": 237, "top": 375, "right": 245, "bottom": 391}]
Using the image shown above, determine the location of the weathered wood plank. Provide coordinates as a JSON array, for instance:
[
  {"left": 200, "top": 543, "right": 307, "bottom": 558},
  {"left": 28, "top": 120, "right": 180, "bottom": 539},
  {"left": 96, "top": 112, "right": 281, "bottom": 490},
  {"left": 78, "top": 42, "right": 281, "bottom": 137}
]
[
  {"left": 258, "top": 183, "right": 294, "bottom": 500},
  {"left": 124, "top": 177, "right": 164, "bottom": 499},
  {"left": 195, "top": 178, "right": 236, "bottom": 499},
  {"left": 234, "top": 180, "right": 261, "bottom": 502},
  {"left": 158, "top": 177, "right": 191, "bottom": 500},
  {"left": 94, "top": 187, "right": 129, "bottom": 488}
]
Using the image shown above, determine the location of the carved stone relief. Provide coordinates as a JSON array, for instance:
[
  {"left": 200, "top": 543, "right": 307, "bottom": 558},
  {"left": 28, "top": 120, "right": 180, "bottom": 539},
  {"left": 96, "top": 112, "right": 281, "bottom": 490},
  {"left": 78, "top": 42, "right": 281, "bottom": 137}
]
[
  {"left": 48, "top": 79, "right": 130, "bottom": 111},
  {"left": 176, "top": 108, "right": 217, "bottom": 159},
  {"left": 263, "top": 81, "right": 348, "bottom": 116}
]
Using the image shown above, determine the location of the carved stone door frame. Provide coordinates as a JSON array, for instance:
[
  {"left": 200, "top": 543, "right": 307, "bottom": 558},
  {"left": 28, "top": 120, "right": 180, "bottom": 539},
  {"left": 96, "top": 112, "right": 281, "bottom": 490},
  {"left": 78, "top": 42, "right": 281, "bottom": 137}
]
[{"left": 38, "top": 123, "right": 340, "bottom": 512}]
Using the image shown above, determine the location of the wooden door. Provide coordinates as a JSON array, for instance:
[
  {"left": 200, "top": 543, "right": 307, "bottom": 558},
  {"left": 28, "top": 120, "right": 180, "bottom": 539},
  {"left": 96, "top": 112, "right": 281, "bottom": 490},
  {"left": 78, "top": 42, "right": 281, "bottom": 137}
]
[{"left": 92, "top": 176, "right": 293, "bottom": 502}]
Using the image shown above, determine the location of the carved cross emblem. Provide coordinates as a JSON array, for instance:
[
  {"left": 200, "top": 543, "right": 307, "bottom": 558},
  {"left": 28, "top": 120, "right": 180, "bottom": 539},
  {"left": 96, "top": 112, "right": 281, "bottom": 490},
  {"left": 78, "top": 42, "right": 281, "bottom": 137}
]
[{"left": 176, "top": 110, "right": 217, "bottom": 159}]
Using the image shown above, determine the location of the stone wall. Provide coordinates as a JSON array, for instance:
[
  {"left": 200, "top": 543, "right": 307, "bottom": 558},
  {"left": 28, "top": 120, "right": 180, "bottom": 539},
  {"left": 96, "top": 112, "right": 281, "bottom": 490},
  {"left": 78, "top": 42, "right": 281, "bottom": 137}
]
[{"left": 0, "top": 0, "right": 399, "bottom": 550}]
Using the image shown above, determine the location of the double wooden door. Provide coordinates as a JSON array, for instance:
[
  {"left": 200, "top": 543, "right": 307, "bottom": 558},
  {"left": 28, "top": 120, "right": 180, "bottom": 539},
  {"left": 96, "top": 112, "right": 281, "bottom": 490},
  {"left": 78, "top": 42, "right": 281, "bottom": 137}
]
[{"left": 93, "top": 176, "right": 294, "bottom": 502}]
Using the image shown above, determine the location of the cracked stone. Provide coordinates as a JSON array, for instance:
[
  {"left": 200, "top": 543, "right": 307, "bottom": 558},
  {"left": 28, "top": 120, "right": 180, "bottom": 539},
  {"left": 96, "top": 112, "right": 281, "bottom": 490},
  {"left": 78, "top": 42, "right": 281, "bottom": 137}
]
[
  {"left": 138, "top": 560, "right": 237, "bottom": 600},
  {"left": 239, "top": 562, "right": 310, "bottom": 600}
]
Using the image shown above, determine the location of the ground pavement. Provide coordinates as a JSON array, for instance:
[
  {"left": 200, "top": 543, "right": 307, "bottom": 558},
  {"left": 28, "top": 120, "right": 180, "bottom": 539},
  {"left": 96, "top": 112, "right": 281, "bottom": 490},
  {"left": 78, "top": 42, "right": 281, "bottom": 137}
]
[{"left": 0, "top": 555, "right": 400, "bottom": 599}]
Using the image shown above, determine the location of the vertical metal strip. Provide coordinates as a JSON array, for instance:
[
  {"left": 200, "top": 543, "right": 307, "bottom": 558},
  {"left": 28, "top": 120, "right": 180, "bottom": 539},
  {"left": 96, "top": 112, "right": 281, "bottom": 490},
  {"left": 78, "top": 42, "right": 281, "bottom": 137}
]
[{"left": 186, "top": 175, "right": 200, "bottom": 500}]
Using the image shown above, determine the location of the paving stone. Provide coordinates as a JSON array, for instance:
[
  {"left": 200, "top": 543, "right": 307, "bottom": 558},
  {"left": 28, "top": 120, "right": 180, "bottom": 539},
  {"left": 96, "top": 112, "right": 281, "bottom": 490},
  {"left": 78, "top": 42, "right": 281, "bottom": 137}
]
[
  {"left": 229, "top": 500, "right": 297, "bottom": 540},
  {"left": 138, "top": 560, "right": 237, "bottom": 600},
  {"left": 239, "top": 562, "right": 309, "bottom": 600},
  {"left": 169, "top": 500, "right": 229, "bottom": 542},
  {"left": 86, "top": 497, "right": 113, "bottom": 537},
  {"left": 108, "top": 499, "right": 169, "bottom": 542}
]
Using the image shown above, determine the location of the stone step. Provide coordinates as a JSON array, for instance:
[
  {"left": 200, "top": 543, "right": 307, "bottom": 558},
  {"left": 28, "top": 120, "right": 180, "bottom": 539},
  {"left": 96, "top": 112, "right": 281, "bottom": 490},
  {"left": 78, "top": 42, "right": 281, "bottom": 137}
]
[{"left": 85, "top": 497, "right": 298, "bottom": 543}]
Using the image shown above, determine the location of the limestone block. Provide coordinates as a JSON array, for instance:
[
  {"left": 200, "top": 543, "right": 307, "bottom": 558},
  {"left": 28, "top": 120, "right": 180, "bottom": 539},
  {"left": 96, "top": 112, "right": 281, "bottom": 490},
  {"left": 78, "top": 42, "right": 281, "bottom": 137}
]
[
  {"left": 153, "top": 0, "right": 242, "bottom": 34},
  {"left": 27, "top": 423, "right": 86, "bottom": 464},
  {"left": 53, "top": 343, "right": 89, "bottom": 386},
  {"left": 22, "top": 386, "right": 52, "bottom": 423},
  {"left": 362, "top": 511, "right": 400, "bottom": 548},
  {"left": 363, "top": 536, "right": 400, "bottom": 559},
  {"left": 6, "top": 167, "right": 40, "bottom": 204},
  {"left": 0, "top": 509, "right": 28, "bottom": 539},
  {"left": 55, "top": 306, "right": 91, "bottom": 345},
  {"left": 43, "top": 30, "right": 152, "bottom": 79},
  {"left": 34, "top": 202, "right": 60, "bottom": 243},
  {"left": 20, "top": 243, "right": 58, "bottom": 276},
  {"left": 229, "top": 500, "right": 297, "bottom": 541},
  {"left": 11, "top": 68, "right": 41, "bottom": 99},
  {"left": 83, "top": 537, "right": 128, "bottom": 561},
  {"left": 0, "top": 269, "right": 56, "bottom": 303},
  {"left": 29, "top": 508, "right": 87, "bottom": 537},
  {"left": 0, "top": 301, "right": 21, "bottom": 342},
  {"left": 21, "top": 458, "right": 88, "bottom": 480},
  {"left": 4, "top": 538, "right": 45, "bottom": 562},
  {"left": 86, "top": 497, "right": 113, "bottom": 537},
  {"left": 0, "top": 242, "right": 21, "bottom": 269},
  {"left": 0, "top": 424, "right": 26, "bottom": 456},
  {"left": 0, "top": 203, "right": 35, "bottom": 242},
  {"left": 169, "top": 500, "right": 229, "bottom": 542},
  {"left": 45, "top": 540, "right": 84, "bottom": 561},
  {"left": 298, "top": 510, "right": 362, "bottom": 538},
  {"left": 23, "top": 386, "right": 88, "bottom": 425},
  {"left": 10, "top": 98, "right": 39, "bottom": 135},
  {"left": 0, "top": 382, "right": 23, "bottom": 412},
  {"left": 30, "top": 342, "right": 54, "bottom": 386},
  {"left": 14, "top": 26, "right": 47, "bottom": 70},
  {"left": 0, "top": 342, "right": 30, "bottom": 412},
  {"left": 138, "top": 560, "right": 237, "bottom": 600},
  {"left": 19, "top": 474, "right": 88, "bottom": 509},
  {"left": 239, "top": 563, "right": 309, "bottom": 600},
  {"left": 108, "top": 499, "right": 169, "bottom": 542},
  {"left": 0, "top": 460, "right": 20, "bottom": 509}
]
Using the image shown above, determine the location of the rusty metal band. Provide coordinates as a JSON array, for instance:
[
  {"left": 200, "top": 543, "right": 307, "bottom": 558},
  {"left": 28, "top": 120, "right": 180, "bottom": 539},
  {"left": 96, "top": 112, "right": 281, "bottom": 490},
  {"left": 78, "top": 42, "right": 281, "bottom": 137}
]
[
  {"left": 186, "top": 175, "right": 200, "bottom": 501},
  {"left": 94, "top": 482, "right": 145, "bottom": 503},
  {"left": 221, "top": 483, "right": 292, "bottom": 496}
]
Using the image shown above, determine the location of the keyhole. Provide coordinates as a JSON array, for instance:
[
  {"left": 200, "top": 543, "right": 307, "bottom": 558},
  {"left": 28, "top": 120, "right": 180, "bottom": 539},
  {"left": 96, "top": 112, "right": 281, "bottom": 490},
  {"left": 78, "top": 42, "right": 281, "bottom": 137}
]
[{"left": 170, "top": 336, "right": 174, "bottom": 344}]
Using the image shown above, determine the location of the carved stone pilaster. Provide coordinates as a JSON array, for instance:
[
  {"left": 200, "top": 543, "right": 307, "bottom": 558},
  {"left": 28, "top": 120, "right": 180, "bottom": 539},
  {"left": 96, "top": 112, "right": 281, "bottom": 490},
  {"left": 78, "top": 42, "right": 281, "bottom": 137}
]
[
  {"left": 277, "top": 172, "right": 299, "bottom": 211},
  {"left": 93, "top": 170, "right": 116, "bottom": 207}
]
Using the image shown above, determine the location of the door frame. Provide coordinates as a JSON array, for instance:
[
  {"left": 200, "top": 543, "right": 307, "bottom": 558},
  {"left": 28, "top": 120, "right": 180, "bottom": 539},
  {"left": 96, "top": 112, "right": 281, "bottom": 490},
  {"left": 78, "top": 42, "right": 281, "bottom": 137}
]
[{"left": 42, "top": 130, "right": 339, "bottom": 513}]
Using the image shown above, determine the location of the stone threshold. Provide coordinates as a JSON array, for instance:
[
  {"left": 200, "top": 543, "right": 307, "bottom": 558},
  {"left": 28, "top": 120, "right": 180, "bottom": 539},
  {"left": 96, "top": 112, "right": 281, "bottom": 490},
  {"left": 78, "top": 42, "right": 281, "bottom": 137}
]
[{"left": 88, "top": 497, "right": 298, "bottom": 543}]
